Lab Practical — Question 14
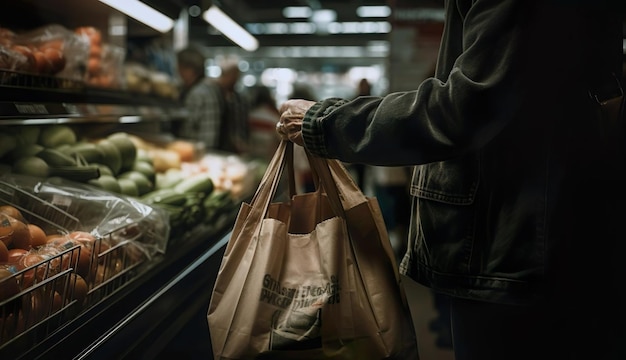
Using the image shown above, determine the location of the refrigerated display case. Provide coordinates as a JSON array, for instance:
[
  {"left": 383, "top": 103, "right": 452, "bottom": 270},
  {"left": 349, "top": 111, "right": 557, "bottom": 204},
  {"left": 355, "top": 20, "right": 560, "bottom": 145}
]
[{"left": 0, "top": 66, "right": 243, "bottom": 360}]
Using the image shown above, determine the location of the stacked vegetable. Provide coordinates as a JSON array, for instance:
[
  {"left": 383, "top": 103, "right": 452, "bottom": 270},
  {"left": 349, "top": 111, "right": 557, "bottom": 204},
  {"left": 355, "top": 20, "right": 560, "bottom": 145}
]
[
  {"left": 0, "top": 125, "right": 250, "bottom": 238},
  {"left": 0, "top": 125, "right": 156, "bottom": 197}
]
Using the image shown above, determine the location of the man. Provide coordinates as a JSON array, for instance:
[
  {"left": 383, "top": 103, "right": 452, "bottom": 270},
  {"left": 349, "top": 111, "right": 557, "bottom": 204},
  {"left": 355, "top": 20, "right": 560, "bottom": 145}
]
[
  {"left": 277, "top": 1, "right": 626, "bottom": 359},
  {"left": 176, "top": 47, "right": 249, "bottom": 154},
  {"left": 213, "top": 57, "right": 250, "bottom": 154},
  {"left": 176, "top": 46, "right": 220, "bottom": 147}
]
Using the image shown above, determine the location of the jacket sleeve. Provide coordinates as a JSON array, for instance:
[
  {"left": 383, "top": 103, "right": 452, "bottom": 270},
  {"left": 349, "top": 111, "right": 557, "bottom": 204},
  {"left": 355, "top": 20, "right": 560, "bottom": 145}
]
[{"left": 302, "top": 0, "right": 527, "bottom": 166}]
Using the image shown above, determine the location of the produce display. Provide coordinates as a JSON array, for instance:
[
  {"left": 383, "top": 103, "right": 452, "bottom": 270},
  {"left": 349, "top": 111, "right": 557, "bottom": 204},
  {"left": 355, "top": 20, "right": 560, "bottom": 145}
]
[
  {"left": 0, "top": 121, "right": 258, "bottom": 345},
  {"left": 0, "top": 124, "right": 257, "bottom": 240}
]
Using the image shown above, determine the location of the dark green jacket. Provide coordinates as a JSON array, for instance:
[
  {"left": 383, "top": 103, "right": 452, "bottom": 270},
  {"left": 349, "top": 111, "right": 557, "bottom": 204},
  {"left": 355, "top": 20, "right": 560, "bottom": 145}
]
[{"left": 302, "top": 0, "right": 626, "bottom": 305}]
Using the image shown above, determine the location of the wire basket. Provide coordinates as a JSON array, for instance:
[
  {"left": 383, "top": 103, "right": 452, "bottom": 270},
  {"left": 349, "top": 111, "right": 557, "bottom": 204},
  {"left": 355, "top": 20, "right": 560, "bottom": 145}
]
[{"left": 0, "top": 179, "right": 147, "bottom": 348}]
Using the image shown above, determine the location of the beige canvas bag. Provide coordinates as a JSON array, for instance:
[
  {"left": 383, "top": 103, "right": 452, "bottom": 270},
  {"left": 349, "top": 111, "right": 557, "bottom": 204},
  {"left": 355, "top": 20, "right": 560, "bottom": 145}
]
[{"left": 207, "top": 140, "right": 418, "bottom": 360}]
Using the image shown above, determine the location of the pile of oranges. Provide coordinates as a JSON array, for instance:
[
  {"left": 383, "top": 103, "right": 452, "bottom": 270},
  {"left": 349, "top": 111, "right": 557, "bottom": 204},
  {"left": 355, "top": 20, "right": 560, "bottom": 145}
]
[
  {"left": 0, "top": 205, "right": 48, "bottom": 262},
  {"left": 0, "top": 205, "right": 93, "bottom": 339}
]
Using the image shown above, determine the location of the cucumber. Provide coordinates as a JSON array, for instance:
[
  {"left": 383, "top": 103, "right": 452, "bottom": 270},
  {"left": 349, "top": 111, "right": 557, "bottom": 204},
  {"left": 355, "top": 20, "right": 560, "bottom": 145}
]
[
  {"left": 36, "top": 148, "right": 77, "bottom": 167},
  {"left": 203, "top": 190, "right": 234, "bottom": 223},
  {"left": 12, "top": 155, "right": 100, "bottom": 182},
  {"left": 173, "top": 173, "right": 214, "bottom": 195},
  {"left": 141, "top": 188, "right": 189, "bottom": 206},
  {"left": 49, "top": 165, "right": 100, "bottom": 182},
  {"left": 63, "top": 142, "right": 104, "bottom": 164}
]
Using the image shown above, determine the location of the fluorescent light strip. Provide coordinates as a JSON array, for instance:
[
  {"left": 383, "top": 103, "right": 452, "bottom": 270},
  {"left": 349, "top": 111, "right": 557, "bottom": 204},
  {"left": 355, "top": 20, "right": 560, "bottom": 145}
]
[
  {"left": 246, "top": 21, "right": 391, "bottom": 35},
  {"left": 98, "top": 0, "right": 174, "bottom": 33},
  {"left": 283, "top": 6, "right": 312, "bottom": 18},
  {"left": 203, "top": 6, "right": 259, "bottom": 52},
  {"left": 356, "top": 6, "right": 391, "bottom": 18}
]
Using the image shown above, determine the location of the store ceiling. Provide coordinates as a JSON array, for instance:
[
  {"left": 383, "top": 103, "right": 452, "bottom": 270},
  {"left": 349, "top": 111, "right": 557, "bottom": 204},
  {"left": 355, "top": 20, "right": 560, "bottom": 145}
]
[
  {"left": 146, "top": 0, "right": 395, "bottom": 48},
  {"left": 141, "top": 0, "right": 398, "bottom": 72},
  {"left": 0, "top": 0, "right": 397, "bottom": 49}
]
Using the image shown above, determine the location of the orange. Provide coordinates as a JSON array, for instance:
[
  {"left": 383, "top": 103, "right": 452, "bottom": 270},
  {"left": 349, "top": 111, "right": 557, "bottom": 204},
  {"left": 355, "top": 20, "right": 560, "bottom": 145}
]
[
  {"left": 67, "top": 273, "right": 88, "bottom": 305},
  {"left": 0, "top": 205, "right": 25, "bottom": 222},
  {"left": 6, "top": 216, "right": 32, "bottom": 250},
  {"left": 27, "top": 224, "right": 47, "bottom": 249}
]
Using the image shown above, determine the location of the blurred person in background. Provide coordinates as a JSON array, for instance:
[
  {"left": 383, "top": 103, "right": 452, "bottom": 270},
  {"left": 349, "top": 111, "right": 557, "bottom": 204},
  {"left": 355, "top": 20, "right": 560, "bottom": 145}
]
[
  {"left": 214, "top": 57, "right": 250, "bottom": 155},
  {"left": 176, "top": 45, "right": 220, "bottom": 146},
  {"left": 277, "top": 1, "right": 626, "bottom": 359},
  {"left": 176, "top": 47, "right": 249, "bottom": 155}
]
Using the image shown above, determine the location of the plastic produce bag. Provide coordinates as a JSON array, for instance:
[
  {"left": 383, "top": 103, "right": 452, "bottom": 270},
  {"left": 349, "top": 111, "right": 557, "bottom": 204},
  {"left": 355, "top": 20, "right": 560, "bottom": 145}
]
[{"left": 0, "top": 173, "right": 169, "bottom": 258}]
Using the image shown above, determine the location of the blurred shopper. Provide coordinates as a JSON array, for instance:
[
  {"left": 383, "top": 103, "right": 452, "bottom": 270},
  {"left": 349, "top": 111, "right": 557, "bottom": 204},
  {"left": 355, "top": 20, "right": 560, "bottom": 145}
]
[
  {"left": 215, "top": 57, "right": 250, "bottom": 155},
  {"left": 176, "top": 47, "right": 249, "bottom": 154},
  {"left": 176, "top": 45, "right": 220, "bottom": 145},
  {"left": 277, "top": 1, "right": 626, "bottom": 359},
  {"left": 247, "top": 85, "right": 280, "bottom": 162}
]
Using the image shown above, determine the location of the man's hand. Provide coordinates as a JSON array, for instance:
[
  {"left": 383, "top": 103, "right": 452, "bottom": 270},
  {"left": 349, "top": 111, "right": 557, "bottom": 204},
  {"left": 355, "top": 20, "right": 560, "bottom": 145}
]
[{"left": 276, "top": 99, "right": 316, "bottom": 146}]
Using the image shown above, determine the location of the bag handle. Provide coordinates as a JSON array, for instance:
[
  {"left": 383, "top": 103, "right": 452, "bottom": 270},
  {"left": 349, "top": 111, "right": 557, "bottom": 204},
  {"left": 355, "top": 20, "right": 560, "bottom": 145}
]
[
  {"left": 305, "top": 151, "right": 370, "bottom": 218},
  {"left": 246, "top": 141, "right": 369, "bottom": 229},
  {"left": 306, "top": 153, "right": 347, "bottom": 219},
  {"left": 246, "top": 140, "right": 289, "bottom": 226}
]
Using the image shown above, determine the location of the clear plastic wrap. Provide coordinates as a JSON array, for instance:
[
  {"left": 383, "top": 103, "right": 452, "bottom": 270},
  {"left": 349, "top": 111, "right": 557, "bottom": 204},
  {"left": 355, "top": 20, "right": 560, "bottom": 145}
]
[
  {"left": 10, "top": 24, "right": 90, "bottom": 80},
  {"left": 0, "top": 174, "right": 169, "bottom": 258},
  {"left": 0, "top": 173, "right": 170, "bottom": 346}
]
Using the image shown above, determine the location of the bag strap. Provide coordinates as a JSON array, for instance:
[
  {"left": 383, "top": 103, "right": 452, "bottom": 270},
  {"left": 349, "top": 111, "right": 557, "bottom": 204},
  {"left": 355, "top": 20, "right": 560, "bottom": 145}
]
[
  {"left": 306, "top": 153, "right": 347, "bottom": 218},
  {"left": 247, "top": 140, "right": 288, "bottom": 225},
  {"left": 247, "top": 141, "right": 368, "bottom": 226},
  {"left": 306, "top": 152, "right": 370, "bottom": 218}
]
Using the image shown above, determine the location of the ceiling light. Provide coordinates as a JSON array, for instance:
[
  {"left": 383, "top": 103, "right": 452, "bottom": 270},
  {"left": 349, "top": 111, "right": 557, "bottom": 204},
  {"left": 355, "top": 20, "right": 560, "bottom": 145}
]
[
  {"left": 203, "top": 6, "right": 259, "bottom": 52},
  {"left": 98, "top": 0, "right": 174, "bottom": 33},
  {"left": 311, "top": 9, "right": 336, "bottom": 23},
  {"left": 356, "top": 5, "right": 391, "bottom": 18},
  {"left": 283, "top": 6, "right": 313, "bottom": 18},
  {"left": 188, "top": 5, "right": 202, "bottom": 17}
]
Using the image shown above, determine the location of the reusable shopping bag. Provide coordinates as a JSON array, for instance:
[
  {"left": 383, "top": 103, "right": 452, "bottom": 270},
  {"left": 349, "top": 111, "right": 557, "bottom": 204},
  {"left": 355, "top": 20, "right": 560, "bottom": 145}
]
[{"left": 207, "top": 140, "right": 419, "bottom": 360}]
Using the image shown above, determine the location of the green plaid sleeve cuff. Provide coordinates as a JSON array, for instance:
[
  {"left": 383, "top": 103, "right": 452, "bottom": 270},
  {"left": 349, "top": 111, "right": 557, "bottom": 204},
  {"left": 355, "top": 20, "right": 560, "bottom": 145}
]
[{"left": 302, "top": 98, "right": 349, "bottom": 158}]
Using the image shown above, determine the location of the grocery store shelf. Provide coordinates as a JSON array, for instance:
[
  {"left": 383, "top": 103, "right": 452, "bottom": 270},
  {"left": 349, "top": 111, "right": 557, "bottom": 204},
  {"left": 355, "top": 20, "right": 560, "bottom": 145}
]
[{"left": 0, "top": 70, "right": 187, "bottom": 124}]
